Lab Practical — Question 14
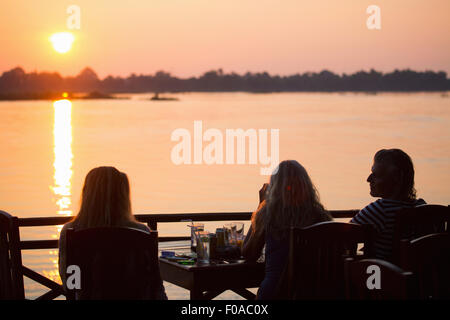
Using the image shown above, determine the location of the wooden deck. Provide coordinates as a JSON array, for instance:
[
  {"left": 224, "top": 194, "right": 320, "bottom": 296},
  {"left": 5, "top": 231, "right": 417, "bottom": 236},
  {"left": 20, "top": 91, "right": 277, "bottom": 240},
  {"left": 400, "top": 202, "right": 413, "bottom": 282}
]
[{"left": 8, "top": 210, "right": 357, "bottom": 299}]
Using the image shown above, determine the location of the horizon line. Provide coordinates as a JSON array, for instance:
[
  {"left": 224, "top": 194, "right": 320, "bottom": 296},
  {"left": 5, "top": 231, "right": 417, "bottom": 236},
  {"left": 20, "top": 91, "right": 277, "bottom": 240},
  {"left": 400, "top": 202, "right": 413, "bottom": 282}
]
[{"left": 3, "top": 66, "right": 449, "bottom": 80}]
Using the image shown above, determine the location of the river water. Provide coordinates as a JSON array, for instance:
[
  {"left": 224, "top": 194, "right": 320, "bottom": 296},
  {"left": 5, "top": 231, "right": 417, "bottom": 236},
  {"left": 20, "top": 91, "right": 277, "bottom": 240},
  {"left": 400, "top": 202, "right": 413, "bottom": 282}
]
[{"left": 0, "top": 92, "right": 449, "bottom": 299}]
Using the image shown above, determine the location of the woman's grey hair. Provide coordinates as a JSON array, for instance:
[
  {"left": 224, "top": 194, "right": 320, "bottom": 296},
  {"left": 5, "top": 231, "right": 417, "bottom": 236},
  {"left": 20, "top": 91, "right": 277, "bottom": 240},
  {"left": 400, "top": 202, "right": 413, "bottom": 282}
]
[{"left": 264, "top": 160, "right": 328, "bottom": 239}]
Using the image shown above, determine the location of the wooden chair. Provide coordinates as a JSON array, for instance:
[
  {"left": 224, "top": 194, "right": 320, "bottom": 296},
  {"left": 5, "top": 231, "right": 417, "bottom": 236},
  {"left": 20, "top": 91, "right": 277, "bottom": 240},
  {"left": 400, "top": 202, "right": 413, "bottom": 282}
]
[
  {"left": 0, "top": 210, "right": 25, "bottom": 300},
  {"left": 399, "top": 233, "right": 450, "bottom": 299},
  {"left": 392, "top": 204, "right": 450, "bottom": 264},
  {"left": 284, "top": 221, "right": 374, "bottom": 299},
  {"left": 344, "top": 258, "right": 415, "bottom": 300},
  {"left": 65, "top": 227, "right": 164, "bottom": 300}
]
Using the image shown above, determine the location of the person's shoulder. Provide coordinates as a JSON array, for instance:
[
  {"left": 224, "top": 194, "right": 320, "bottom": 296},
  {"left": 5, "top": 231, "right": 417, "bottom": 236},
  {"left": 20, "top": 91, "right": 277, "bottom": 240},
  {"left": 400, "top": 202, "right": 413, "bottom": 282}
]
[
  {"left": 415, "top": 198, "right": 427, "bottom": 205},
  {"left": 370, "top": 198, "right": 385, "bottom": 206},
  {"left": 60, "top": 220, "right": 76, "bottom": 234},
  {"left": 127, "top": 221, "right": 151, "bottom": 234},
  {"left": 360, "top": 199, "right": 385, "bottom": 212},
  {"left": 381, "top": 198, "right": 426, "bottom": 209},
  {"left": 351, "top": 199, "right": 385, "bottom": 222}
]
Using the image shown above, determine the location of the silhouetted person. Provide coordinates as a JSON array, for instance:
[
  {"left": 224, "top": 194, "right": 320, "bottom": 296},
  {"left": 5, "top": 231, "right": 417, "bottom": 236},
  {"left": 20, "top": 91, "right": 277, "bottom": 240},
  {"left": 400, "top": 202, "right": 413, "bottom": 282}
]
[
  {"left": 242, "top": 160, "right": 332, "bottom": 300},
  {"left": 58, "top": 166, "right": 167, "bottom": 299},
  {"left": 351, "top": 149, "right": 426, "bottom": 260}
]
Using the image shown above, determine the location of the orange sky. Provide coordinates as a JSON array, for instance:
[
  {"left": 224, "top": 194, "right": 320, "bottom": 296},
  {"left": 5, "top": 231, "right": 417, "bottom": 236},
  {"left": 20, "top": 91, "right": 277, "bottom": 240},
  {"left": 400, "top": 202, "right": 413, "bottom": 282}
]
[{"left": 1, "top": 0, "right": 449, "bottom": 78}]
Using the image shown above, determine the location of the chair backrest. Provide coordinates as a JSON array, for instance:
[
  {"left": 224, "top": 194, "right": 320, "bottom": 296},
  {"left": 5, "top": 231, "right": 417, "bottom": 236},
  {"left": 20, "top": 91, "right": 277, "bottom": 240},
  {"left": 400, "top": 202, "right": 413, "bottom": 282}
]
[
  {"left": 0, "top": 210, "right": 25, "bottom": 300},
  {"left": 344, "top": 258, "right": 415, "bottom": 300},
  {"left": 65, "top": 227, "right": 160, "bottom": 300},
  {"left": 392, "top": 205, "right": 450, "bottom": 264},
  {"left": 399, "top": 233, "right": 450, "bottom": 299},
  {"left": 286, "top": 221, "right": 374, "bottom": 299}
]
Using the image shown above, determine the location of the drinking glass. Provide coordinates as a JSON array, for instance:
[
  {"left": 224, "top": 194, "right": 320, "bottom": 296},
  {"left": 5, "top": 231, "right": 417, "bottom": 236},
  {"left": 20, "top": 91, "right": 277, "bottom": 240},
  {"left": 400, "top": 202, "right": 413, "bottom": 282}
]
[
  {"left": 195, "top": 231, "right": 210, "bottom": 264},
  {"left": 231, "top": 222, "right": 244, "bottom": 236},
  {"left": 190, "top": 223, "right": 204, "bottom": 251},
  {"left": 223, "top": 223, "right": 236, "bottom": 245},
  {"left": 236, "top": 233, "right": 245, "bottom": 253}
]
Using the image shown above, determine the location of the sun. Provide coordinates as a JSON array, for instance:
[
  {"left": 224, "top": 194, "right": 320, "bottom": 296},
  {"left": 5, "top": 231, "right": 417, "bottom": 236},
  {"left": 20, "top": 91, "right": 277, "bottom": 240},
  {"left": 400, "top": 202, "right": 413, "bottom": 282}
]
[{"left": 50, "top": 32, "right": 74, "bottom": 54}]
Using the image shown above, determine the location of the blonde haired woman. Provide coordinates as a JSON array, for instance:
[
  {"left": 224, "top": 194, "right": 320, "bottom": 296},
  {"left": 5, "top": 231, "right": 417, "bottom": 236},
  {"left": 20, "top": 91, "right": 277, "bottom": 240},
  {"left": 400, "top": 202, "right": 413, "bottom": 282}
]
[
  {"left": 58, "top": 166, "right": 167, "bottom": 299},
  {"left": 243, "top": 160, "right": 332, "bottom": 299}
]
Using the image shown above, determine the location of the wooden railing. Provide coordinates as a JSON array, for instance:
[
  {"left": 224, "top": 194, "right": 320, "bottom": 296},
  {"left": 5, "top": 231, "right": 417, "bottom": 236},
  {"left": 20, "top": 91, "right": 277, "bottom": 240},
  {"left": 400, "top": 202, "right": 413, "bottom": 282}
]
[{"left": 14, "top": 210, "right": 357, "bottom": 299}]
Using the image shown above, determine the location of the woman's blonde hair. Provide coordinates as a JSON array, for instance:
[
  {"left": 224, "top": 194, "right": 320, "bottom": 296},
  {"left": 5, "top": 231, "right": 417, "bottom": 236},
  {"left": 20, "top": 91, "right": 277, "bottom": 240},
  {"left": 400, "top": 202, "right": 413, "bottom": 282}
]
[
  {"left": 73, "top": 166, "right": 136, "bottom": 228},
  {"left": 264, "top": 160, "right": 330, "bottom": 239}
]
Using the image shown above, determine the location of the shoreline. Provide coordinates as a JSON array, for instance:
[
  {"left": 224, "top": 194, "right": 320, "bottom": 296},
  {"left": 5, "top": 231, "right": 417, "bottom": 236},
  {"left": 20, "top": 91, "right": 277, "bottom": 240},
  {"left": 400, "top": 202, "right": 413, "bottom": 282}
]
[{"left": 0, "top": 90, "right": 448, "bottom": 101}]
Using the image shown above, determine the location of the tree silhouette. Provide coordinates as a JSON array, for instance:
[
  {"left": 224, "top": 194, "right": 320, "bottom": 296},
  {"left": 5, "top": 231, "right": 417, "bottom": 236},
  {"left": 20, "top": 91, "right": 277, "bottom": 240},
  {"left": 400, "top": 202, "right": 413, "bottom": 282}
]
[{"left": 0, "top": 67, "right": 448, "bottom": 97}]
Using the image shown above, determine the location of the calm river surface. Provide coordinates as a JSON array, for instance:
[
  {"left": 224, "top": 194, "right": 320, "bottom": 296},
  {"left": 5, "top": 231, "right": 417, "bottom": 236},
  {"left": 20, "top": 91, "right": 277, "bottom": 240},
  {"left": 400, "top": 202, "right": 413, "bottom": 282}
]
[{"left": 1, "top": 92, "right": 449, "bottom": 299}]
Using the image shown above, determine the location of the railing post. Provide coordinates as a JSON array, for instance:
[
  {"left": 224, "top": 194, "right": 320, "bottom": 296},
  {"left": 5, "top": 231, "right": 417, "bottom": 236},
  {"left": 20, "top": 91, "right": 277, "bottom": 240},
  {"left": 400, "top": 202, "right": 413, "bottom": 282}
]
[{"left": 11, "top": 217, "right": 25, "bottom": 299}]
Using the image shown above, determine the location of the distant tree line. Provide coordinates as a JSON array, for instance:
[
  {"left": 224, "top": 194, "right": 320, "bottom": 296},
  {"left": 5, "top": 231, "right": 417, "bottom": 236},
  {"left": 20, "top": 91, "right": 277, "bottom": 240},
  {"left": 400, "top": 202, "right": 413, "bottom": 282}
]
[{"left": 0, "top": 67, "right": 449, "bottom": 94}]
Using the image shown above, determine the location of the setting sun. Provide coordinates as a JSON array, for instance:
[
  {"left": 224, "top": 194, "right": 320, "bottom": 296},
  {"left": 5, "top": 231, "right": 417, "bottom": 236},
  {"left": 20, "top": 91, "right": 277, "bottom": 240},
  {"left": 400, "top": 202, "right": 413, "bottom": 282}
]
[{"left": 50, "top": 32, "right": 74, "bottom": 54}]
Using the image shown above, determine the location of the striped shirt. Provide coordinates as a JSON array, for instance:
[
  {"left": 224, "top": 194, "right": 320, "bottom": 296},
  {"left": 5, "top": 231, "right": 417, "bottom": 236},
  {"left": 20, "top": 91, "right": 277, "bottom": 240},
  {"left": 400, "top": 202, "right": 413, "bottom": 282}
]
[{"left": 351, "top": 198, "right": 426, "bottom": 260}]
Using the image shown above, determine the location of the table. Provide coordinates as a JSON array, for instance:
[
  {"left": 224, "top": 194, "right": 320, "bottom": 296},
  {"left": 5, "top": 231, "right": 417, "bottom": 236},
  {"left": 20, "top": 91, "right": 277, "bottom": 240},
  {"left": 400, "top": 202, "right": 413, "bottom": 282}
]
[{"left": 159, "top": 256, "right": 265, "bottom": 300}]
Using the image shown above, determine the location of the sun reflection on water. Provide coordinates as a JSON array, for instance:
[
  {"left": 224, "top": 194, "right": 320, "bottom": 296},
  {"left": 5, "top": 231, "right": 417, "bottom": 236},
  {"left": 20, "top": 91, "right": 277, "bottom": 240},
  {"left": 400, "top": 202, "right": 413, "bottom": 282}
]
[
  {"left": 50, "top": 99, "right": 74, "bottom": 285},
  {"left": 52, "top": 99, "right": 73, "bottom": 216}
]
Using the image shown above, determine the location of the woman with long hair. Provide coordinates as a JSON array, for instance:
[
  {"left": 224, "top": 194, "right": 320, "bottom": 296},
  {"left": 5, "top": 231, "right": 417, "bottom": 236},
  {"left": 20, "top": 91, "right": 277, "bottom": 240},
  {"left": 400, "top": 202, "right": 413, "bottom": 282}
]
[
  {"left": 242, "top": 160, "right": 332, "bottom": 299},
  {"left": 58, "top": 166, "right": 167, "bottom": 299}
]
